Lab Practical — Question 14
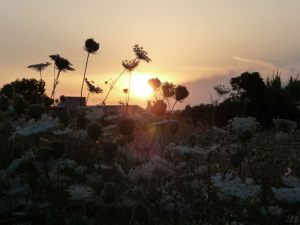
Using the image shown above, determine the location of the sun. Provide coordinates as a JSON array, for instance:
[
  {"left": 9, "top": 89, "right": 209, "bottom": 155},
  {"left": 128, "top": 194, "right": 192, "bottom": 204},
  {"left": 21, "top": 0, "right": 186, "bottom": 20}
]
[{"left": 130, "top": 74, "right": 153, "bottom": 98}]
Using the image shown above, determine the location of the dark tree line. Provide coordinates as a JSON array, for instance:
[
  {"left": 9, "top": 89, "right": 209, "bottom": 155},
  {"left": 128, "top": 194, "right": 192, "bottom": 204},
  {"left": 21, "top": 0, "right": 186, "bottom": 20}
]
[{"left": 182, "top": 72, "right": 300, "bottom": 128}]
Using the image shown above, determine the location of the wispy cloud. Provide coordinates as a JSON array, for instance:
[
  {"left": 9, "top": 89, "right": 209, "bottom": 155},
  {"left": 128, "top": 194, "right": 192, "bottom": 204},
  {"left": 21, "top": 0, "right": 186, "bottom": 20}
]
[{"left": 232, "top": 56, "right": 278, "bottom": 70}]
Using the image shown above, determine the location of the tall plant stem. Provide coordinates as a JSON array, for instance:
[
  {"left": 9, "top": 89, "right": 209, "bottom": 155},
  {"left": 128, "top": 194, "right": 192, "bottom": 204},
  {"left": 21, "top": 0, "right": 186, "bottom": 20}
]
[
  {"left": 126, "top": 71, "right": 132, "bottom": 116},
  {"left": 102, "top": 69, "right": 126, "bottom": 105},
  {"left": 171, "top": 100, "right": 178, "bottom": 112},
  {"left": 86, "top": 91, "right": 91, "bottom": 104},
  {"left": 80, "top": 52, "right": 90, "bottom": 106},
  {"left": 51, "top": 70, "right": 61, "bottom": 100},
  {"left": 39, "top": 70, "right": 42, "bottom": 80}
]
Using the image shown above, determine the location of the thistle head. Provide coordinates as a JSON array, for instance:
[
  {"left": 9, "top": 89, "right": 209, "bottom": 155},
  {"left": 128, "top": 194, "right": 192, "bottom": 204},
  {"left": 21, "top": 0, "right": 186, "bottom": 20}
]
[
  {"left": 84, "top": 38, "right": 100, "bottom": 54},
  {"left": 133, "top": 44, "right": 151, "bottom": 63}
]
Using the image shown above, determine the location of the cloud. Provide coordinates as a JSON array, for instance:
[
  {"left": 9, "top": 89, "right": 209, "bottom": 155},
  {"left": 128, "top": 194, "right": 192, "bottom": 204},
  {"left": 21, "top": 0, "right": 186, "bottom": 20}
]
[{"left": 232, "top": 56, "right": 278, "bottom": 70}]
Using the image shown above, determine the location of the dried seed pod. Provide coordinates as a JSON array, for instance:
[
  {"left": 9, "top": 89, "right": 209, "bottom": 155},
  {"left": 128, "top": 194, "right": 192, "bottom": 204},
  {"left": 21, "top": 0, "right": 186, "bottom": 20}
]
[{"left": 87, "top": 122, "right": 102, "bottom": 140}]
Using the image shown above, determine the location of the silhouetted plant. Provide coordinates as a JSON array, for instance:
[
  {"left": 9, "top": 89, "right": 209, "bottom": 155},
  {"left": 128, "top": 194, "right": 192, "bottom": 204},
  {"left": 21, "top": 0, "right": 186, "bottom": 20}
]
[
  {"left": 161, "top": 81, "right": 175, "bottom": 108},
  {"left": 80, "top": 38, "right": 100, "bottom": 106},
  {"left": 87, "top": 122, "right": 102, "bottom": 140},
  {"left": 84, "top": 78, "right": 102, "bottom": 104},
  {"left": 171, "top": 85, "right": 189, "bottom": 111},
  {"left": 49, "top": 54, "right": 75, "bottom": 100},
  {"left": 102, "top": 44, "right": 151, "bottom": 107},
  {"left": 148, "top": 78, "right": 161, "bottom": 101},
  {"left": 27, "top": 62, "right": 51, "bottom": 80},
  {"left": 151, "top": 100, "right": 167, "bottom": 117},
  {"left": 122, "top": 60, "right": 140, "bottom": 113}
]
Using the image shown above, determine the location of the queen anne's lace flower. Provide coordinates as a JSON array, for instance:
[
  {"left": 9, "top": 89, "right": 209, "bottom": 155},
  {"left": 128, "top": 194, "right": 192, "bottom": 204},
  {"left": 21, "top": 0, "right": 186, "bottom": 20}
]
[
  {"left": 67, "top": 184, "right": 94, "bottom": 201},
  {"left": 11, "top": 114, "right": 59, "bottom": 138}
]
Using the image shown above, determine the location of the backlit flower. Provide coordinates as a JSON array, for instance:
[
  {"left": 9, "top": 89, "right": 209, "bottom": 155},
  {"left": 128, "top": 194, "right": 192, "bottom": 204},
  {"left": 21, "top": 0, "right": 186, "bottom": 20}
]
[
  {"left": 84, "top": 38, "right": 100, "bottom": 54},
  {"left": 133, "top": 44, "right": 151, "bottom": 63},
  {"left": 174, "top": 85, "right": 189, "bottom": 102},
  {"left": 122, "top": 60, "right": 139, "bottom": 71},
  {"left": 148, "top": 78, "right": 161, "bottom": 91}
]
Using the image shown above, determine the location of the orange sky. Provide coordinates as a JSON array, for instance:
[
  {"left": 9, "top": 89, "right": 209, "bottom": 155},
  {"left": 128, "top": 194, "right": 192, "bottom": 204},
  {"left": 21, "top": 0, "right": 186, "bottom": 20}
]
[{"left": 1, "top": 0, "right": 300, "bottom": 108}]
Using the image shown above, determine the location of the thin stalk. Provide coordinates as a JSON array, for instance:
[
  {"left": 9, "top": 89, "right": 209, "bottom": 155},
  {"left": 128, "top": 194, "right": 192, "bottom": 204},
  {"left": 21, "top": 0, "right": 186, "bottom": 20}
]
[
  {"left": 80, "top": 52, "right": 90, "bottom": 106},
  {"left": 51, "top": 70, "right": 61, "bottom": 100},
  {"left": 86, "top": 91, "right": 91, "bottom": 104},
  {"left": 171, "top": 100, "right": 178, "bottom": 112},
  {"left": 39, "top": 70, "right": 42, "bottom": 80},
  {"left": 102, "top": 69, "right": 126, "bottom": 105},
  {"left": 126, "top": 71, "right": 132, "bottom": 116}
]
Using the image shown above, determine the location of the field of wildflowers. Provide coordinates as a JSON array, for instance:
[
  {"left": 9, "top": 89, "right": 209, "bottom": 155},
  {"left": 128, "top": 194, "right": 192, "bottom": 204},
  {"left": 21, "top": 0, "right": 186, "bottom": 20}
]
[{"left": 0, "top": 40, "right": 300, "bottom": 225}]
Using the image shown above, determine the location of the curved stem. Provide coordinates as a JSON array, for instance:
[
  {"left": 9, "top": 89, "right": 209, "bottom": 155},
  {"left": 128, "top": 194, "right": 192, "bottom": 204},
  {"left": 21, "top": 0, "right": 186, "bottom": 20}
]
[
  {"left": 80, "top": 52, "right": 90, "bottom": 106},
  {"left": 171, "top": 100, "right": 178, "bottom": 112},
  {"left": 86, "top": 91, "right": 91, "bottom": 104},
  {"left": 102, "top": 69, "right": 126, "bottom": 105}
]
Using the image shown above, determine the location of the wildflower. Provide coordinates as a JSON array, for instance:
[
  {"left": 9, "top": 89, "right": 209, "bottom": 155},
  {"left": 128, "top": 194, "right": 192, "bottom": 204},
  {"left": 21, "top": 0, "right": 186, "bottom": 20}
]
[
  {"left": 52, "top": 55, "right": 75, "bottom": 72},
  {"left": 227, "top": 117, "right": 259, "bottom": 140},
  {"left": 212, "top": 173, "right": 261, "bottom": 200},
  {"left": 84, "top": 38, "right": 100, "bottom": 54},
  {"left": 272, "top": 118, "right": 297, "bottom": 133},
  {"left": 11, "top": 114, "right": 59, "bottom": 138},
  {"left": 49, "top": 54, "right": 75, "bottom": 99},
  {"left": 84, "top": 108, "right": 104, "bottom": 123},
  {"left": 162, "top": 82, "right": 175, "bottom": 98},
  {"left": 27, "top": 62, "right": 51, "bottom": 80},
  {"left": 85, "top": 78, "right": 103, "bottom": 103},
  {"left": 122, "top": 60, "right": 139, "bottom": 71},
  {"left": 174, "top": 85, "right": 189, "bottom": 102},
  {"left": 148, "top": 78, "right": 161, "bottom": 91},
  {"left": 87, "top": 122, "right": 102, "bottom": 140},
  {"left": 81, "top": 38, "right": 100, "bottom": 105},
  {"left": 67, "top": 184, "right": 94, "bottom": 201},
  {"left": 133, "top": 44, "right": 151, "bottom": 63},
  {"left": 123, "top": 88, "right": 128, "bottom": 94}
]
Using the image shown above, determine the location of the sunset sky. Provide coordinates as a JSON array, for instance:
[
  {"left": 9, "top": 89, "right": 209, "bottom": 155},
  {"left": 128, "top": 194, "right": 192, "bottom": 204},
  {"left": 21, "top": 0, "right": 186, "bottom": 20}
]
[{"left": 1, "top": 0, "right": 300, "bottom": 108}]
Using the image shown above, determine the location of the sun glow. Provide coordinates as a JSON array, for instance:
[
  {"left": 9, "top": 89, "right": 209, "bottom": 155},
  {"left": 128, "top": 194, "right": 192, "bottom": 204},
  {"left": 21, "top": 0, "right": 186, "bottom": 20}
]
[{"left": 129, "top": 74, "right": 153, "bottom": 98}]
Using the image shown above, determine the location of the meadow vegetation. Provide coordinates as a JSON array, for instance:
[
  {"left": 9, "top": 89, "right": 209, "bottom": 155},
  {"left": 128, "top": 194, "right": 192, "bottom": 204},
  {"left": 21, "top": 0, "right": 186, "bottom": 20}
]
[{"left": 0, "top": 39, "right": 300, "bottom": 225}]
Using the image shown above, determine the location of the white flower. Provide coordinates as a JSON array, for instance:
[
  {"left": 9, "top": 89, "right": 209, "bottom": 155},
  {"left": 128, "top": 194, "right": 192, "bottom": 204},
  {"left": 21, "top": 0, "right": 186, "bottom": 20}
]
[
  {"left": 11, "top": 114, "right": 59, "bottom": 138},
  {"left": 128, "top": 162, "right": 155, "bottom": 182},
  {"left": 272, "top": 176, "right": 300, "bottom": 203},
  {"left": 67, "top": 184, "right": 94, "bottom": 201},
  {"left": 71, "top": 129, "right": 88, "bottom": 140},
  {"left": 5, "top": 151, "right": 35, "bottom": 174},
  {"left": 212, "top": 173, "right": 261, "bottom": 200},
  {"left": 85, "top": 109, "right": 104, "bottom": 123},
  {"left": 53, "top": 128, "right": 73, "bottom": 136},
  {"left": 273, "top": 118, "right": 297, "bottom": 133},
  {"left": 170, "top": 145, "right": 206, "bottom": 156},
  {"left": 227, "top": 117, "right": 259, "bottom": 137}
]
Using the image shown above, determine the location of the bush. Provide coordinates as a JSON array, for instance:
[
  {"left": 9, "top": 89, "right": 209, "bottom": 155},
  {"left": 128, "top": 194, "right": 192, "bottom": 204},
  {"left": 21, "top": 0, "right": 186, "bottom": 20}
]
[{"left": 0, "top": 94, "right": 10, "bottom": 111}]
